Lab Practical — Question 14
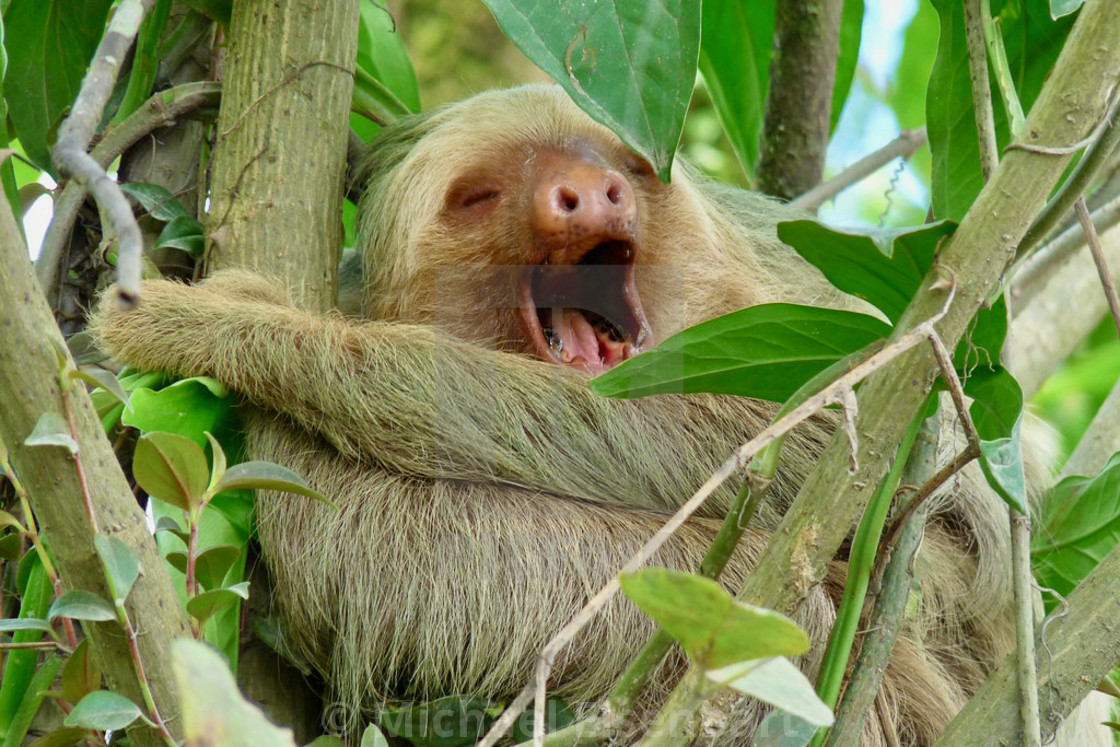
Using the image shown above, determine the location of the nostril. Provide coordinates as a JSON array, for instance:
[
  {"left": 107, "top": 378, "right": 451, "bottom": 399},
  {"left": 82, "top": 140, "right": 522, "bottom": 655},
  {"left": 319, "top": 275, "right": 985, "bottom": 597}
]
[
  {"left": 606, "top": 181, "right": 623, "bottom": 206},
  {"left": 556, "top": 186, "right": 580, "bottom": 212}
]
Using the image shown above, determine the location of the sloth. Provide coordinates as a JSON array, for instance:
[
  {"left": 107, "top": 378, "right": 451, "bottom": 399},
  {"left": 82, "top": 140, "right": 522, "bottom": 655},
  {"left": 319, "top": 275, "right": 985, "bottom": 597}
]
[{"left": 91, "top": 85, "right": 1064, "bottom": 744}]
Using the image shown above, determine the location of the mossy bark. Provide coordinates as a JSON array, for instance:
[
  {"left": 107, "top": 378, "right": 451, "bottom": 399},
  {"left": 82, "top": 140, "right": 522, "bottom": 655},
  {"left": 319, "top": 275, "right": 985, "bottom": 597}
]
[
  {"left": 206, "top": 0, "right": 359, "bottom": 311},
  {"left": 0, "top": 175, "right": 189, "bottom": 747}
]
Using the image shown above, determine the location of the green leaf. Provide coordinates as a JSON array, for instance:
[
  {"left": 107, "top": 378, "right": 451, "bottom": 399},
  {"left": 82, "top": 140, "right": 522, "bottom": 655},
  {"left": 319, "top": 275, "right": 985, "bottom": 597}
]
[
  {"left": 2, "top": 0, "right": 114, "bottom": 172},
  {"left": 698, "top": 0, "right": 777, "bottom": 177},
  {"left": 360, "top": 724, "right": 391, "bottom": 747},
  {"left": 1032, "top": 452, "right": 1120, "bottom": 610},
  {"left": 709, "top": 657, "right": 834, "bottom": 727},
  {"left": 64, "top": 691, "right": 143, "bottom": 731},
  {"left": 165, "top": 544, "right": 240, "bottom": 591},
  {"left": 356, "top": 0, "right": 419, "bottom": 114},
  {"left": 155, "top": 215, "right": 205, "bottom": 256},
  {"left": 61, "top": 639, "right": 102, "bottom": 705},
  {"left": 205, "top": 432, "right": 228, "bottom": 493},
  {"left": 134, "top": 431, "right": 211, "bottom": 510},
  {"left": 0, "top": 617, "right": 52, "bottom": 633},
  {"left": 48, "top": 590, "right": 116, "bottom": 622},
  {"left": 510, "top": 696, "right": 577, "bottom": 743},
  {"left": 777, "top": 220, "right": 956, "bottom": 324},
  {"left": 118, "top": 182, "right": 190, "bottom": 221},
  {"left": 954, "top": 296, "right": 1008, "bottom": 383},
  {"left": 94, "top": 534, "right": 140, "bottom": 603},
  {"left": 619, "top": 568, "right": 809, "bottom": 669},
  {"left": 172, "top": 639, "right": 297, "bottom": 745},
  {"left": 927, "top": 0, "right": 1075, "bottom": 220},
  {"left": 154, "top": 515, "right": 189, "bottom": 543},
  {"left": 831, "top": 0, "right": 864, "bottom": 134},
  {"left": 591, "top": 303, "right": 890, "bottom": 402},
  {"left": 480, "top": 0, "right": 700, "bottom": 181},
  {"left": 24, "top": 412, "right": 78, "bottom": 454},
  {"left": 70, "top": 368, "right": 129, "bottom": 408},
  {"left": 0, "top": 509, "right": 24, "bottom": 532},
  {"left": 121, "top": 377, "right": 235, "bottom": 448},
  {"left": 1050, "top": 0, "right": 1082, "bottom": 18},
  {"left": 214, "top": 461, "right": 334, "bottom": 507},
  {"left": 3, "top": 654, "right": 62, "bottom": 747},
  {"left": 186, "top": 582, "right": 250, "bottom": 626},
  {"left": 380, "top": 696, "right": 496, "bottom": 747},
  {"left": 967, "top": 369, "right": 1027, "bottom": 514}
]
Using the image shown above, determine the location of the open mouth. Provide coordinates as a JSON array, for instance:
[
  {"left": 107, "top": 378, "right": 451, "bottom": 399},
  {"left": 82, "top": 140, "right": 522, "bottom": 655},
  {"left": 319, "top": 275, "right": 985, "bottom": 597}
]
[{"left": 519, "top": 240, "right": 652, "bottom": 374}]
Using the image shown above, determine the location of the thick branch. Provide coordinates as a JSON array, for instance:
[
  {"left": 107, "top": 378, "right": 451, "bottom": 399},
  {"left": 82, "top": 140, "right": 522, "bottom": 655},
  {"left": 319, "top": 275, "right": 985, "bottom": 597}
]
[
  {"left": 934, "top": 544, "right": 1120, "bottom": 743},
  {"left": 205, "top": 0, "right": 359, "bottom": 311},
  {"left": 0, "top": 169, "right": 189, "bottom": 747},
  {"left": 756, "top": 0, "right": 845, "bottom": 199}
]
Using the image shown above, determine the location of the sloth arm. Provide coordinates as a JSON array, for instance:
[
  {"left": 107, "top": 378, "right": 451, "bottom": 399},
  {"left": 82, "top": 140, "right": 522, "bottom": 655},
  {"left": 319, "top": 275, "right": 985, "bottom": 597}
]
[{"left": 90, "top": 272, "right": 773, "bottom": 513}]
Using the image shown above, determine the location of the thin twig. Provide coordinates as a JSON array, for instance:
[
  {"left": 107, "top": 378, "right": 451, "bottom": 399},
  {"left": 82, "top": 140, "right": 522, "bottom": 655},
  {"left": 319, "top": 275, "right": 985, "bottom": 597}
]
[
  {"left": 51, "top": 0, "right": 155, "bottom": 308},
  {"left": 790, "top": 128, "right": 928, "bottom": 212},
  {"left": 1010, "top": 511, "right": 1042, "bottom": 747},
  {"left": 1075, "top": 198, "right": 1120, "bottom": 335},
  {"left": 37, "top": 81, "right": 221, "bottom": 303},
  {"left": 964, "top": 0, "right": 999, "bottom": 179}
]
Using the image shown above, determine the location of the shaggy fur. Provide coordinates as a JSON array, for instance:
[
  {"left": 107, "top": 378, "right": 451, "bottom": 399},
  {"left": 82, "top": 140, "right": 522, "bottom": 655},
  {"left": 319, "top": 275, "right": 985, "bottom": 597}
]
[{"left": 90, "top": 86, "right": 1083, "bottom": 744}]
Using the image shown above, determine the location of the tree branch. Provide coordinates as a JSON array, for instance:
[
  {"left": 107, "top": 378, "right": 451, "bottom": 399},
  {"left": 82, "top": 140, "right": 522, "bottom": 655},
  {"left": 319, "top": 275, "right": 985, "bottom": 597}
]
[
  {"left": 756, "top": 0, "right": 845, "bottom": 199},
  {"left": 50, "top": 0, "right": 154, "bottom": 308},
  {"left": 0, "top": 161, "right": 189, "bottom": 747},
  {"left": 933, "top": 543, "right": 1120, "bottom": 743}
]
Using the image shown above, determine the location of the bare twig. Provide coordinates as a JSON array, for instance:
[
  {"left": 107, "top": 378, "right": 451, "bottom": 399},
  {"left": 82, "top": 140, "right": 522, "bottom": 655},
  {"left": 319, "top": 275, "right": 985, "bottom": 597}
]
[
  {"left": 1075, "top": 198, "right": 1120, "bottom": 334},
  {"left": 51, "top": 0, "right": 155, "bottom": 308},
  {"left": 37, "top": 82, "right": 220, "bottom": 301},
  {"left": 1010, "top": 512, "right": 1041, "bottom": 747},
  {"left": 790, "top": 128, "right": 928, "bottom": 212},
  {"left": 964, "top": 0, "right": 1000, "bottom": 179}
]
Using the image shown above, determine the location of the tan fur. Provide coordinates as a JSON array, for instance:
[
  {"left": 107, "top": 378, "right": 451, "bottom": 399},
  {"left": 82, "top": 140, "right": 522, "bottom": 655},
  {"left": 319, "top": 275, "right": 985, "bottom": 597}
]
[{"left": 89, "top": 85, "right": 1078, "bottom": 744}]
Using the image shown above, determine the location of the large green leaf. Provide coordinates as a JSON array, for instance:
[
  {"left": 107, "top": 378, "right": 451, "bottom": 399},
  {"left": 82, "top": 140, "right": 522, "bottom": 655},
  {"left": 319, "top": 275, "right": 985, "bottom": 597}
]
[
  {"left": 122, "top": 376, "right": 235, "bottom": 449},
  {"left": 2, "top": 0, "right": 113, "bottom": 172},
  {"left": 698, "top": 0, "right": 776, "bottom": 178},
  {"left": 1032, "top": 452, "right": 1120, "bottom": 610},
  {"left": 777, "top": 220, "right": 955, "bottom": 324},
  {"left": 927, "top": 0, "right": 1075, "bottom": 220},
  {"left": 620, "top": 568, "right": 808, "bottom": 669},
  {"left": 591, "top": 303, "right": 890, "bottom": 401},
  {"left": 480, "top": 0, "right": 700, "bottom": 182}
]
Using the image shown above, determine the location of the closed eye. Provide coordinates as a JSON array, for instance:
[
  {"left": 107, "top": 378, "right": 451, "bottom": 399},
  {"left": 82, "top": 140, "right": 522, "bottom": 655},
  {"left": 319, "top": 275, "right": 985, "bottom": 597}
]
[{"left": 459, "top": 189, "right": 501, "bottom": 209}]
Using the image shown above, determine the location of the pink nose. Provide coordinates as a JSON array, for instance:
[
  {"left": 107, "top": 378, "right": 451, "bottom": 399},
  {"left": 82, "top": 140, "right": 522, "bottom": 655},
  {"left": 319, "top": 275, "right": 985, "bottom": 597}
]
[{"left": 532, "top": 162, "right": 636, "bottom": 245}]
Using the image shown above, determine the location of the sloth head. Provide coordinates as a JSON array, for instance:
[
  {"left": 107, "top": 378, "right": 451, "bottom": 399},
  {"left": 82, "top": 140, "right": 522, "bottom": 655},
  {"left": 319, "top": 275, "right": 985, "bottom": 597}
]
[{"left": 356, "top": 85, "right": 785, "bottom": 372}]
